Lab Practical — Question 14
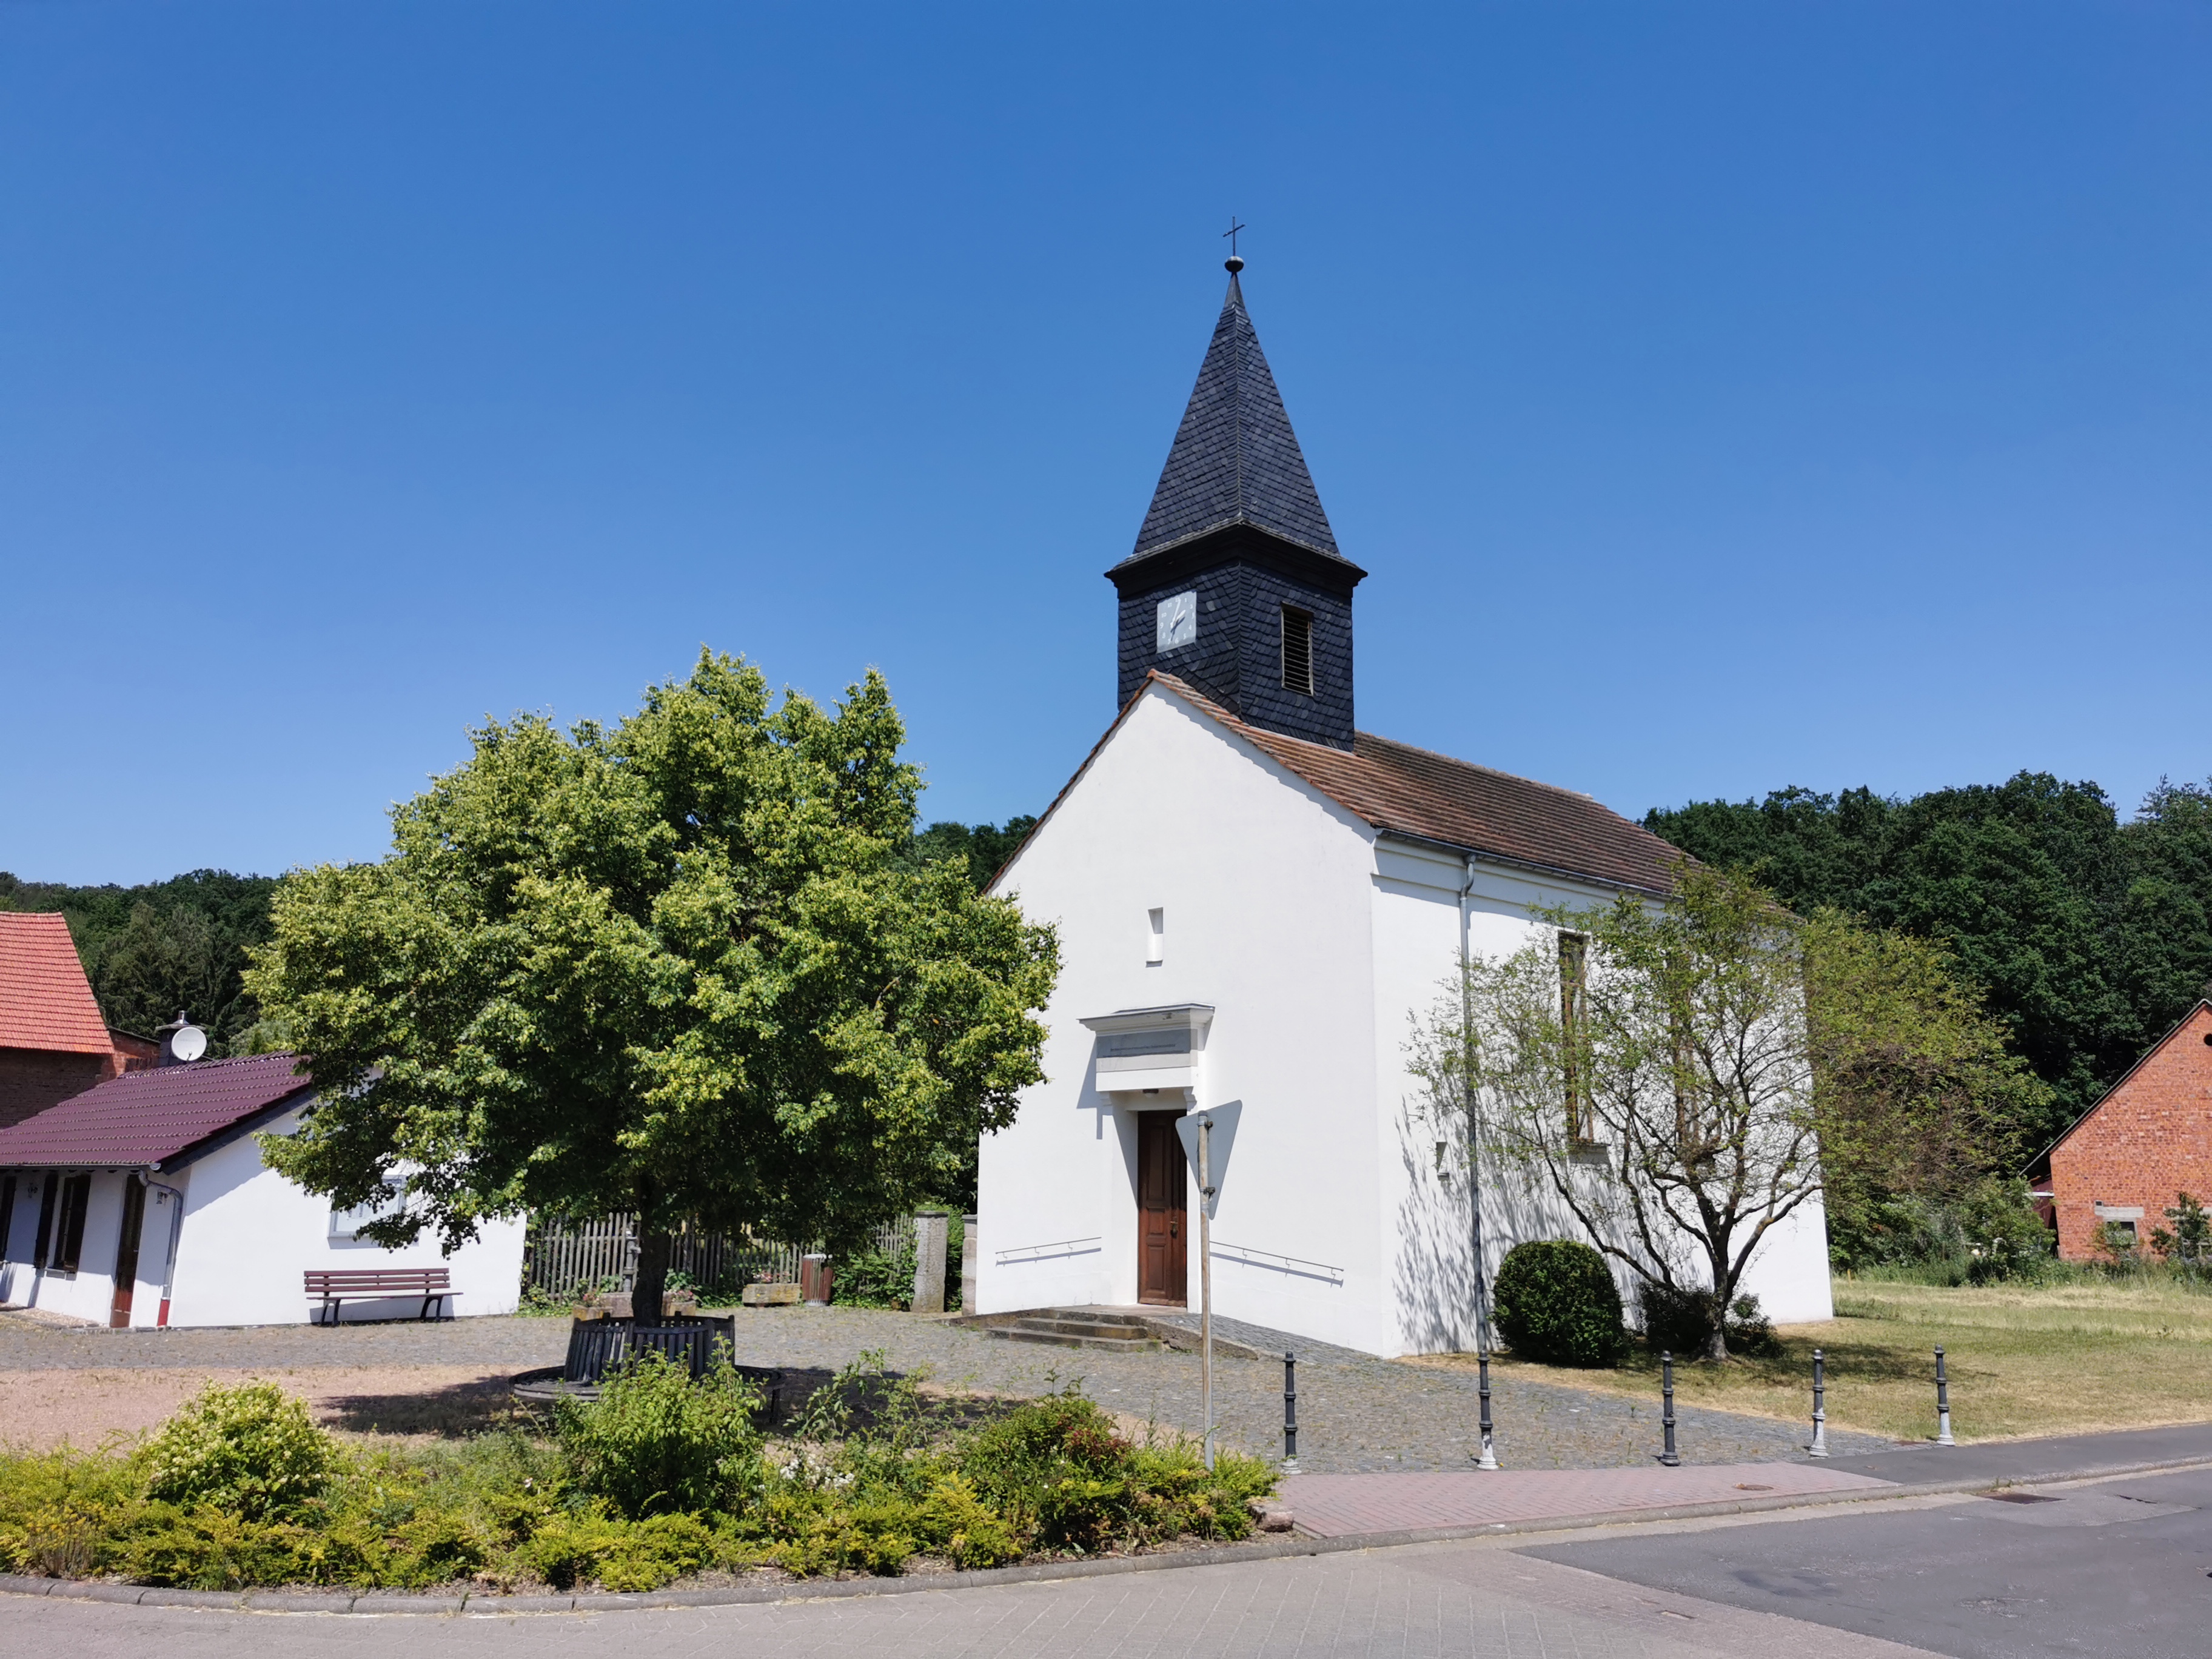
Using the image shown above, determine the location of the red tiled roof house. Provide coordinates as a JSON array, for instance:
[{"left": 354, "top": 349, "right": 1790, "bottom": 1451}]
[
  {"left": 0, "top": 1054, "right": 525, "bottom": 1327},
  {"left": 0, "top": 912, "right": 159, "bottom": 1130},
  {"left": 2029, "top": 1000, "right": 2212, "bottom": 1261}
]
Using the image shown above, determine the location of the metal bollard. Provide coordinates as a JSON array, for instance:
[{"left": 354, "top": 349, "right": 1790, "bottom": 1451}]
[
  {"left": 1935, "top": 1346, "right": 1955, "bottom": 1446},
  {"left": 1475, "top": 1349, "right": 1500, "bottom": 1470},
  {"left": 1808, "top": 1347, "right": 1829, "bottom": 1458},
  {"left": 1659, "top": 1350, "right": 1681, "bottom": 1466},
  {"left": 1282, "top": 1351, "right": 1299, "bottom": 1473}
]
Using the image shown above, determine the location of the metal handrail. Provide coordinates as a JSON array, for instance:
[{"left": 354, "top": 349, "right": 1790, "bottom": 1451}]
[
  {"left": 1211, "top": 1239, "right": 1345, "bottom": 1285},
  {"left": 994, "top": 1235, "right": 1103, "bottom": 1267}
]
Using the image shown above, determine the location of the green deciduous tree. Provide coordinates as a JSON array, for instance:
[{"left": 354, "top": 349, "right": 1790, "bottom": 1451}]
[
  {"left": 0, "top": 870, "right": 278, "bottom": 1053},
  {"left": 1417, "top": 864, "right": 2038, "bottom": 1359},
  {"left": 245, "top": 652, "right": 1058, "bottom": 1324},
  {"left": 1647, "top": 773, "right": 2212, "bottom": 1144},
  {"left": 899, "top": 818, "right": 1039, "bottom": 891}
]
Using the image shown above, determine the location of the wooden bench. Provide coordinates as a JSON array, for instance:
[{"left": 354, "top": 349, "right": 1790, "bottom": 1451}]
[{"left": 304, "top": 1267, "right": 455, "bottom": 1325}]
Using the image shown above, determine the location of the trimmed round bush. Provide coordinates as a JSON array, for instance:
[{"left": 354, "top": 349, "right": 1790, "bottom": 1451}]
[
  {"left": 1493, "top": 1240, "right": 1627, "bottom": 1367},
  {"left": 141, "top": 1381, "right": 340, "bottom": 1519}
]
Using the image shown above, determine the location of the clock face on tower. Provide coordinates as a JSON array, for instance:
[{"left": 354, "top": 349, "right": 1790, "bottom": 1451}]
[{"left": 1156, "top": 591, "right": 1198, "bottom": 652}]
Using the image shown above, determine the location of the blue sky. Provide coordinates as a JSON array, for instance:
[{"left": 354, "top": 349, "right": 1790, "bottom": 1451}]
[{"left": 4, "top": 3, "right": 2207, "bottom": 885}]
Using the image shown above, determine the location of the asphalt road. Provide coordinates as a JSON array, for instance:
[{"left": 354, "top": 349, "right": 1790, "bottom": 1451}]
[
  {"left": 0, "top": 1541, "right": 1931, "bottom": 1659},
  {"left": 1523, "top": 1466, "right": 2212, "bottom": 1659}
]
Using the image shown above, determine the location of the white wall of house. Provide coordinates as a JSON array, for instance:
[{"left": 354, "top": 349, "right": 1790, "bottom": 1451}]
[
  {"left": 0, "top": 1104, "right": 526, "bottom": 1327},
  {"left": 978, "top": 682, "right": 1833, "bottom": 1358},
  {"left": 979, "top": 685, "right": 1394, "bottom": 1352}
]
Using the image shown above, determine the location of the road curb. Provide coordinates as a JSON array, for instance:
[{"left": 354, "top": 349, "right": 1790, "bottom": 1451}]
[{"left": 7, "top": 1450, "right": 2210, "bottom": 1617}]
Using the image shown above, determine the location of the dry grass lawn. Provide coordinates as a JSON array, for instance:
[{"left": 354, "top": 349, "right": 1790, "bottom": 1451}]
[{"left": 1423, "top": 1275, "right": 2212, "bottom": 1444}]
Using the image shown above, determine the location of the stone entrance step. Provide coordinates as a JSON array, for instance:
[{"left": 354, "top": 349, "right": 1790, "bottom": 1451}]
[{"left": 985, "top": 1309, "right": 1163, "bottom": 1353}]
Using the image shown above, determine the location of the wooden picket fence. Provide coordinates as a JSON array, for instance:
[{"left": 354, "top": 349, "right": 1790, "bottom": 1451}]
[{"left": 523, "top": 1213, "right": 917, "bottom": 1302}]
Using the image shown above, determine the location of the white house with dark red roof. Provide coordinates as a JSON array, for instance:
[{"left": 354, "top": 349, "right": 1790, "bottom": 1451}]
[
  {"left": 0, "top": 1053, "right": 523, "bottom": 1327},
  {"left": 975, "top": 263, "right": 1833, "bottom": 1356}
]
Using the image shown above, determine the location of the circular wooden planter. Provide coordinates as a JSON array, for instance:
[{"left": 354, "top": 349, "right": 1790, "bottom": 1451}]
[{"left": 510, "top": 1314, "right": 784, "bottom": 1419}]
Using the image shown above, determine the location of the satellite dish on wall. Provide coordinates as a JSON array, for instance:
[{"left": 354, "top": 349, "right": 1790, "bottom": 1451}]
[{"left": 167, "top": 1025, "right": 207, "bottom": 1064}]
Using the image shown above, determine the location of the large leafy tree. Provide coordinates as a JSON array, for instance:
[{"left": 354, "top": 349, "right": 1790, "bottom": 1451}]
[{"left": 246, "top": 652, "right": 1059, "bottom": 1324}]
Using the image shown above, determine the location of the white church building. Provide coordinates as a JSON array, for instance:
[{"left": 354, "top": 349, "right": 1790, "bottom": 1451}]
[{"left": 974, "top": 260, "right": 1833, "bottom": 1356}]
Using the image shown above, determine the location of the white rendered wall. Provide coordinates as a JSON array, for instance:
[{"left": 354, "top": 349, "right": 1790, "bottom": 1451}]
[
  {"left": 977, "top": 682, "right": 1832, "bottom": 1358},
  {"left": 1, "top": 1110, "right": 527, "bottom": 1327},
  {"left": 164, "top": 1107, "right": 526, "bottom": 1327},
  {"left": 0, "top": 1170, "right": 135, "bottom": 1323},
  {"left": 979, "top": 685, "right": 1398, "bottom": 1352},
  {"left": 1370, "top": 839, "right": 1833, "bottom": 1346}
]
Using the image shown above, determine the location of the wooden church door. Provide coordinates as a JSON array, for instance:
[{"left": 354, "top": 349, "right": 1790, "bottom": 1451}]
[{"left": 1136, "top": 1111, "right": 1187, "bottom": 1306}]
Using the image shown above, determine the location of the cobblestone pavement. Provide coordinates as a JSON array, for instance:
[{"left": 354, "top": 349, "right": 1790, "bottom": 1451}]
[
  {"left": 0, "top": 1305, "right": 1891, "bottom": 1472},
  {"left": 1, "top": 1538, "right": 1936, "bottom": 1659}
]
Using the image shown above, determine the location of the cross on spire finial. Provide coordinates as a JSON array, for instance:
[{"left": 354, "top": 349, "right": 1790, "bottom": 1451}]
[{"left": 1222, "top": 216, "right": 1247, "bottom": 273}]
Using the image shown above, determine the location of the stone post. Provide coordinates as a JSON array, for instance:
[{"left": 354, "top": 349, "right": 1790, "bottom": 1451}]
[
  {"left": 960, "top": 1213, "right": 978, "bottom": 1313},
  {"left": 911, "top": 1212, "right": 948, "bottom": 1313}
]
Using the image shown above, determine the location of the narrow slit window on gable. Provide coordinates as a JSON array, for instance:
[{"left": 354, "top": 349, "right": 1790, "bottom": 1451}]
[
  {"left": 1558, "top": 931, "right": 1592, "bottom": 1144},
  {"left": 1280, "top": 606, "right": 1314, "bottom": 695},
  {"left": 1146, "top": 907, "right": 1165, "bottom": 965}
]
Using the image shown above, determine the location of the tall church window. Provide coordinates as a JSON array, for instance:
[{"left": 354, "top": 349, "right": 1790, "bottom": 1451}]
[
  {"left": 1280, "top": 606, "right": 1314, "bottom": 695},
  {"left": 1558, "top": 932, "right": 1592, "bottom": 1143}
]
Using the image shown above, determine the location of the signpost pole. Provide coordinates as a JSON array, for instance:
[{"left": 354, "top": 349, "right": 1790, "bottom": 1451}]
[{"left": 1199, "top": 1113, "right": 1214, "bottom": 1472}]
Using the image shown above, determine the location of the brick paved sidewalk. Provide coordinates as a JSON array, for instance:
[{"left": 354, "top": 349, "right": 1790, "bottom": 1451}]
[{"left": 1279, "top": 1461, "right": 1894, "bottom": 1537}]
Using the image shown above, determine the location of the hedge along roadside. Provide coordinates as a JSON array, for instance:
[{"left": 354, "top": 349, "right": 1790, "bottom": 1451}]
[{"left": 0, "top": 1359, "right": 1275, "bottom": 1597}]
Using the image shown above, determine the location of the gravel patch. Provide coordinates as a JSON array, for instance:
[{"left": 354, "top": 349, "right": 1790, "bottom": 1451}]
[{"left": 0, "top": 1306, "right": 1889, "bottom": 1470}]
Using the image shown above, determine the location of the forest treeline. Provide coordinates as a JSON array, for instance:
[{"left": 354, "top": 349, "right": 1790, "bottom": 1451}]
[
  {"left": 10, "top": 777, "right": 2208, "bottom": 1147},
  {"left": 0, "top": 817, "right": 1042, "bottom": 1061},
  {"left": 1647, "top": 772, "right": 2212, "bottom": 1150},
  {"left": 0, "top": 869, "right": 280, "bottom": 1054}
]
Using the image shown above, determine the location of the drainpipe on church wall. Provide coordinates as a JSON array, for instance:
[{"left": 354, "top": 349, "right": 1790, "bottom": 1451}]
[{"left": 1459, "top": 857, "right": 1498, "bottom": 1369}]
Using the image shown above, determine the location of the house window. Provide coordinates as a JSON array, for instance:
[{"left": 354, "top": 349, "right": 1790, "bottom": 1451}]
[
  {"left": 1280, "top": 606, "right": 1314, "bottom": 695},
  {"left": 0, "top": 1175, "right": 14, "bottom": 1261},
  {"left": 329, "top": 1182, "right": 406, "bottom": 1241},
  {"left": 1559, "top": 932, "right": 1592, "bottom": 1142},
  {"left": 30, "top": 1172, "right": 57, "bottom": 1269},
  {"left": 51, "top": 1173, "right": 92, "bottom": 1276}
]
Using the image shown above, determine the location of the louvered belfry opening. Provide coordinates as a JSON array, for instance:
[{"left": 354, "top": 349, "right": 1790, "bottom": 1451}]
[
  {"left": 1107, "top": 265, "right": 1366, "bottom": 750},
  {"left": 1280, "top": 606, "right": 1314, "bottom": 696}
]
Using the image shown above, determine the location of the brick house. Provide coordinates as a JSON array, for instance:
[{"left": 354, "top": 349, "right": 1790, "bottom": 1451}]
[
  {"left": 2028, "top": 999, "right": 2212, "bottom": 1260},
  {"left": 0, "top": 913, "right": 159, "bottom": 1131}
]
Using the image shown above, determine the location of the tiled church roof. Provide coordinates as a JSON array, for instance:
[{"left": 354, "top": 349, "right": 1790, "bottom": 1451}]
[
  {"left": 0, "top": 912, "right": 113, "bottom": 1054},
  {"left": 1119, "top": 273, "right": 1349, "bottom": 568},
  {"left": 1156, "top": 674, "right": 1687, "bottom": 894}
]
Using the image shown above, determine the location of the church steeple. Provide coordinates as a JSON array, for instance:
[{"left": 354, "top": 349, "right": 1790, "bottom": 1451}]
[
  {"left": 1108, "top": 258, "right": 1365, "bottom": 750},
  {"left": 1127, "top": 270, "right": 1346, "bottom": 564}
]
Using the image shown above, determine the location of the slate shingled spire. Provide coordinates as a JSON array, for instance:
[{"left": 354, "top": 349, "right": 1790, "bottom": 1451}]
[
  {"left": 1108, "top": 262, "right": 1365, "bottom": 751},
  {"left": 1124, "top": 272, "right": 1344, "bottom": 563}
]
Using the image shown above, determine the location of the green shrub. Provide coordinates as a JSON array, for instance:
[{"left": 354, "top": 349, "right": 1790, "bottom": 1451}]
[
  {"left": 834, "top": 1239, "right": 919, "bottom": 1309},
  {"left": 141, "top": 1382, "right": 340, "bottom": 1520},
  {"left": 121, "top": 1505, "right": 319, "bottom": 1590},
  {"left": 1637, "top": 1284, "right": 1780, "bottom": 1357},
  {"left": 555, "top": 1349, "right": 763, "bottom": 1518},
  {"left": 0, "top": 1446, "right": 144, "bottom": 1578},
  {"left": 1492, "top": 1240, "right": 1626, "bottom": 1367},
  {"left": 954, "top": 1392, "right": 1269, "bottom": 1555},
  {"left": 511, "top": 1505, "right": 725, "bottom": 1591}
]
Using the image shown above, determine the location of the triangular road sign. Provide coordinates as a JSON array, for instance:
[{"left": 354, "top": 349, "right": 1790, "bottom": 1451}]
[{"left": 1175, "top": 1100, "right": 1241, "bottom": 1221}]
